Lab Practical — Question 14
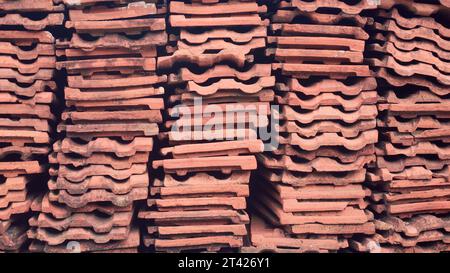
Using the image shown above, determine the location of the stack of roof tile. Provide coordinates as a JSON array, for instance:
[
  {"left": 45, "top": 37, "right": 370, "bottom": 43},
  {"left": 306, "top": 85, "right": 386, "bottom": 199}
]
[
  {"left": 0, "top": 0, "right": 63, "bottom": 252},
  {"left": 138, "top": 0, "right": 271, "bottom": 252},
  {"left": 352, "top": 1, "right": 450, "bottom": 253},
  {"left": 26, "top": 0, "right": 167, "bottom": 253},
  {"left": 248, "top": 0, "right": 379, "bottom": 252}
]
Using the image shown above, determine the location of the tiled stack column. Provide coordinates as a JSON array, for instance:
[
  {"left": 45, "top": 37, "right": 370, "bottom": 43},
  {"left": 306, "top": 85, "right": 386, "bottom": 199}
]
[
  {"left": 248, "top": 0, "right": 379, "bottom": 253},
  {"left": 351, "top": 1, "right": 450, "bottom": 253},
  {"left": 138, "top": 0, "right": 272, "bottom": 252},
  {"left": 27, "top": 0, "right": 168, "bottom": 253},
  {"left": 0, "top": 0, "right": 62, "bottom": 252}
]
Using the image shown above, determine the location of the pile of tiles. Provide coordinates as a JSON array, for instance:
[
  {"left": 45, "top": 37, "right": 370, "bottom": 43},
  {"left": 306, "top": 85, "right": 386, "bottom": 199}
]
[
  {"left": 249, "top": 0, "right": 379, "bottom": 252},
  {"left": 138, "top": 0, "right": 271, "bottom": 252},
  {"left": 352, "top": 0, "right": 450, "bottom": 253},
  {"left": 26, "top": 0, "right": 168, "bottom": 253},
  {"left": 2, "top": 0, "right": 450, "bottom": 254},
  {"left": 0, "top": 0, "right": 62, "bottom": 252}
]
